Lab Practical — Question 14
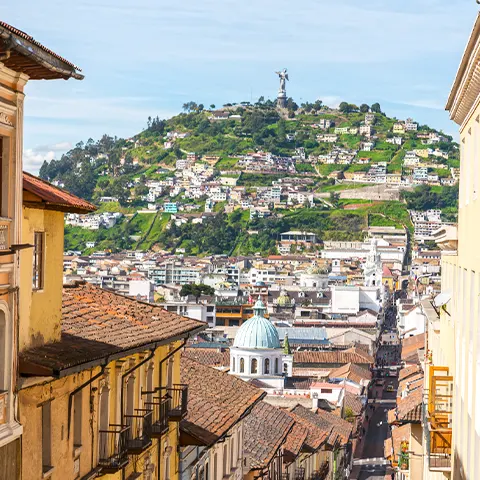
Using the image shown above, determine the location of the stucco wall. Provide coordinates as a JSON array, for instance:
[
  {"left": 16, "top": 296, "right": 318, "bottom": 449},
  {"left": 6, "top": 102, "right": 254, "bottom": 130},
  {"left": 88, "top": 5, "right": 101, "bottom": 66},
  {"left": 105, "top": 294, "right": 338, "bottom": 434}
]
[
  {"left": 19, "top": 344, "right": 184, "bottom": 480},
  {"left": 19, "top": 207, "right": 64, "bottom": 351}
]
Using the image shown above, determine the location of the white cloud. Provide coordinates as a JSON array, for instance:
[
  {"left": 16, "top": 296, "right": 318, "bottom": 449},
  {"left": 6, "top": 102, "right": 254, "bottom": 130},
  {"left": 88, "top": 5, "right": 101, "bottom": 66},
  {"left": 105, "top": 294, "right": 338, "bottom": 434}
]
[{"left": 23, "top": 148, "right": 56, "bottom": 174}]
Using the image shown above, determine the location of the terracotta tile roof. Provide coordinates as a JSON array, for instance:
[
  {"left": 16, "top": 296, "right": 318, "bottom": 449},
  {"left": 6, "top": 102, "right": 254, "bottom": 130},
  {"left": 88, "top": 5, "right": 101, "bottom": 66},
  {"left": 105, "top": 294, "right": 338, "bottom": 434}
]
[
  {"left": 285, "top": 406, "right": 330, "bottom": 451},
  {"left": 294, "top": 350, "right": 374, "bottom": 366},
  {"left": 23, "top": 172, "right": 96, "bottom": 213},
  {"left": 284, "top": 377, "right": 315, "bottom": 390},
  {"left": 398, "top": 373, "right": 424, "bottom": 396},
  {"left": 0, "top": 21, "right": 80, "bottom": 69},
  {"left": 180, "top": 358, "right": 264, "bottom": 446},
  {"left": 315, "top": 408, "right": 353, "bottom": 445},
  {"left": 19, "top": 283, "right": 206, "bottom": 376},
  {"left": 399, "top": 365, "right": 421, "bottom": 381},
  {"left": 388, "top": 387, "right": 423, "bottom": 425},
  {"left": 182, "top": 348, "right": 230, "bottom": 368},
  {"left": 343, "top": 391, "right": 365, "bottom": 417},
  {"left": 329, "top": 362, "right": 372, "bottom": 385},
  {"left": 384, "top": 423, "right": 411, "bottom": 464},
  {"left": 244, "top": 401, "right": 294, "bottom": 470},
  {"left": 292, "top": 367, "right": 331, "bottom": 378},
  {"left": 284, "top": 422, "right": 309, "bottom": 459}
]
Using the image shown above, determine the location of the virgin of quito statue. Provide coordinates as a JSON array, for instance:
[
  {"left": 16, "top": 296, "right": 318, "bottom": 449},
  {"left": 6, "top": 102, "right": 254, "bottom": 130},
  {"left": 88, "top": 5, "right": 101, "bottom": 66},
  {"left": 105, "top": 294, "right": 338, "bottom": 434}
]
[{"left": 275, "top": 68, "right": 289, "bottom": 108}]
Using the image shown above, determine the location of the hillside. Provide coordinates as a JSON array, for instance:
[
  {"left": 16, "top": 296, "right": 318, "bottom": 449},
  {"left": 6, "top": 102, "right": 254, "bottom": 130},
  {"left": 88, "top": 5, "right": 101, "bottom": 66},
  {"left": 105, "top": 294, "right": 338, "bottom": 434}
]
[{"left": 38, "top": 99, "right": 459, "bottom": 255}]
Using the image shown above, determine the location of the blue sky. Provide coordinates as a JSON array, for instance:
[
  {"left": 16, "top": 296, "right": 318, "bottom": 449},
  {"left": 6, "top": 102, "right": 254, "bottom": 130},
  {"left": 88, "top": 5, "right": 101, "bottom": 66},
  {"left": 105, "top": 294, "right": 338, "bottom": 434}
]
[{"left": 3, "top": 0, "right": 478, "bottom": 172}]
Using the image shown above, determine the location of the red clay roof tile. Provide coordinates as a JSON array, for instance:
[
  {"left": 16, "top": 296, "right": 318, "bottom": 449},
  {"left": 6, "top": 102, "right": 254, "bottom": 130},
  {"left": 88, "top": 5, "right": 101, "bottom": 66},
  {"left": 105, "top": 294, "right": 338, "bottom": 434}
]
[
  {"left": 23, "top": 172, "right": 96, "bottom": 213},
  {"left": 180, "top": 357, "right": 264, "bottom": 446}
]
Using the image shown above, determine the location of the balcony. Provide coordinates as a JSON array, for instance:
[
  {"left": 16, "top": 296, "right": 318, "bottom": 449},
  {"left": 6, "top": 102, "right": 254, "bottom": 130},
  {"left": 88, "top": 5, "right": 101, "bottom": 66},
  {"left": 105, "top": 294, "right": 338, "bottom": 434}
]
[
  {"left": 144, "top": 399, "right": 169, "bottom": 437},
  {"left": 424, "top": 366, "right": 453, "bottom": 472},
  {"left": 124, "top": 410, "right": 153, "bottom": 454},
  {"left": 157, "top": 384, "right": 188, "bottom": 421},
  {"left": 98, "top": 425, "right": 130, "bottom": 473}
]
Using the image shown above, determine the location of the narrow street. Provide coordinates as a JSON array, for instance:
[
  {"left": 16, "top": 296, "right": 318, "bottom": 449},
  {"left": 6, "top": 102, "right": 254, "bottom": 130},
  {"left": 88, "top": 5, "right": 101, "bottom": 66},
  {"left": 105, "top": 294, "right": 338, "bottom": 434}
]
[{"left": 352, "top": 303, "right": 399, "bottom": 480}]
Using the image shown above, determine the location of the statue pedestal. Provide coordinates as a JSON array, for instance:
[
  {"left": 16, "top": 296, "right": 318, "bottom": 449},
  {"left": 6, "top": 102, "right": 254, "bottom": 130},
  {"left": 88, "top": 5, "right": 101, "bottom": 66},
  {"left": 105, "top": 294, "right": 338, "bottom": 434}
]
[{"left": 277, "top": 93, "right": 287, "bottom": 108}]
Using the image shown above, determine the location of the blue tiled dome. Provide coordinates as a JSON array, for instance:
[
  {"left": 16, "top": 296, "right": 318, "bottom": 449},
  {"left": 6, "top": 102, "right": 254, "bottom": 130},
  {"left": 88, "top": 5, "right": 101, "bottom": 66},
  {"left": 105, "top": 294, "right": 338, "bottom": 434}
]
[{"left": 233, "top": 300, "right": 281, "bottom": 349}]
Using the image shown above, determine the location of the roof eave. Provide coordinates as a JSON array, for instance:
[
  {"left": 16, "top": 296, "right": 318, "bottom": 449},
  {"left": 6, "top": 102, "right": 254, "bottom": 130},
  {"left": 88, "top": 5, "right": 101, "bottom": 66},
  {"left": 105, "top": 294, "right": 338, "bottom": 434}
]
[
  {"left": 446, "top": 13, "right": 480, "bottom": 123},
  {"left": 0, "top": 26, "right": 83, "bottom": 80},
  {"left": 21, "top": 324, "right": 207, "bottom": 379}
]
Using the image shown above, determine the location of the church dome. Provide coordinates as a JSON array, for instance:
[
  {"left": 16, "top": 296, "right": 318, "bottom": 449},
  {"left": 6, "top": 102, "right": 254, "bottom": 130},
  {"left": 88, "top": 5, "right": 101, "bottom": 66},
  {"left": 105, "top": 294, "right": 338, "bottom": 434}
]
[{"left": 233, "top": 300, "right": 281, "bottom": 349}]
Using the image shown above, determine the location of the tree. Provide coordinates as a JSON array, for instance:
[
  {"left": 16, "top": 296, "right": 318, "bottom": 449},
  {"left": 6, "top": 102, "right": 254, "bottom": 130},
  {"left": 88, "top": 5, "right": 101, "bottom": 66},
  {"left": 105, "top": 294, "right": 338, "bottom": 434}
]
[
  {"left": 329, "top": 192, "right": 340, "bottom": 208},
  {"left": 210, "top": 104, "right": 216, "bottom": 110},
  {"left": 371, "top": 102, "right": 382, "bottom": 114},
  {"left": 360, "top": 104, "right": 370, "bottom": 113},
  {"left": 197, "top": 104, "right": 204, "bottom": 112},
  {"left": 180, "top": 283, "right": 215, "bottom": 302},
  {"left": 339, "top": 102, "right": 349, "bottom": 113}
]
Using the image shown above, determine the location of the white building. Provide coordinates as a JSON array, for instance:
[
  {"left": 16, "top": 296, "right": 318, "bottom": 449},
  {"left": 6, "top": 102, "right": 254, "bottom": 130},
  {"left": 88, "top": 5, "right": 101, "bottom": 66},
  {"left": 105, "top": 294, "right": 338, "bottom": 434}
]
[{"left": 229, "top": 300, "right": 293, "bottom": 389}]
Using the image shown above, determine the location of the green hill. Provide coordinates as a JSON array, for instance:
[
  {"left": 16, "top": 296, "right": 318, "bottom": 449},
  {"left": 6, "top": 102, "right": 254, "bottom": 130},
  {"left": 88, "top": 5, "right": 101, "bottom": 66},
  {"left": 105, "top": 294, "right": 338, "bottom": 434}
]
[{"left": 38, "top": 100, "right": 459, "bottom": 254}]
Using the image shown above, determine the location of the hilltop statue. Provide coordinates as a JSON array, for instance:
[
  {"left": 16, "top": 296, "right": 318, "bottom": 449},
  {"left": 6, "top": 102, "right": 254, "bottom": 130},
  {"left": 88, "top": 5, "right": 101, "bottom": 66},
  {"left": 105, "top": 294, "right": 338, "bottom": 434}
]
[{"left": 275, "top": 69, "right": 289, "bottom": 108}]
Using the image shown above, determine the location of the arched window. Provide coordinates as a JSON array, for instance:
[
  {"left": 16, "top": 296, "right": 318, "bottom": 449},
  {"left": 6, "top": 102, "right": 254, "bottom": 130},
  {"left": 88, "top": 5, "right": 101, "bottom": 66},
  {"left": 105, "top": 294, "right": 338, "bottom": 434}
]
[
  {"left": 126, "top": 375, "right": 135, "bottom": 415},
  {"left": 264, "top": 358, "right": 270, "bottom": 374},
  {"left": 240, "top": 358, "right": 245, "bottom": 373},
  {"left": 251, "top": 358, "right": 258, "bottom": 374},
  {"left": 274, "top": 358, "right": 279, "bottom": 374},
  {"left": 232, "top": 357, "right": 235, "bottom": 373},
  {"left": 146, "top": 364, "right": 154, "bottom": 405}
]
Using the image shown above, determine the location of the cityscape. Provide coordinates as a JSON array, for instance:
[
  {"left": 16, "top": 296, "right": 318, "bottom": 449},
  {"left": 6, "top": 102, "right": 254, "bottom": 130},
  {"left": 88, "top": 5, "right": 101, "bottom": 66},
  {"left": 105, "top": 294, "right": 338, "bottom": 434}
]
[{"left": 0, "top": 3, "right": 478, "bottom": 480}]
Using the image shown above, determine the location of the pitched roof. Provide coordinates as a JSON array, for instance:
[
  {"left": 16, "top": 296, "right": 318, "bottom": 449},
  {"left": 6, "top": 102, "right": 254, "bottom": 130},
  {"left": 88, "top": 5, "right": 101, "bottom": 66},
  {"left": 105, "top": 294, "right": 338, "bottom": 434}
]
[
  {"left": 182, "top": 347, "right": 230, "bottom": 368},
  {"left": 315, "top": 408, "right": 353, "bottom": 445},
  {"left": 0, "top": 21, "right": 82, "bottom": 79},
  {"left": 19, "top": 283, "right": 206, "bottom": 376},
  {"left": 180, "top": 358, "right": 264, "bottom": 446},
  {"left": 244, "top": 402, "right": 294, "bottom": 470},
  {"left": 388, "top": 387, "right": 423, "bottom": 425},
  {"left": 23, "top": 172, "right": 96, "bottom": 213},
  {"left": 286, "top": 406, "right": 330, "bottom": 451},
  {"left": 329, "top": 362, "right": 372, "bottom": 384},
  {"left": 398, "top": 365, "right": 421, "bottom": 381},
  {"left": 294, "top": 350, "right": 374, "bottom": 366},
  {"left": 401, "top": 333, "right": 425, "bottom": 364},
  {"left": 283, "top": 422, "right": 309, "bottom": 459},
  {"left": 342, "top": 391, "right": 365, "bottom": 417}
]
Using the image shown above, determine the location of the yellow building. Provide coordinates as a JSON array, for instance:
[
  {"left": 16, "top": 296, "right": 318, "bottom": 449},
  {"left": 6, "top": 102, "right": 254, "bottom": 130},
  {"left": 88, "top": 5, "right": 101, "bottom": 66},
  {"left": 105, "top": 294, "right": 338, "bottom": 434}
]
[
  {"left": 0, "top": 21, "right": 83, "bottom": 476},
  {"left": 422, "top": 12, "right": 480, "bottom": 480},
  {"left": 17, "top": 174, "right": 206, "bottom": 480}
]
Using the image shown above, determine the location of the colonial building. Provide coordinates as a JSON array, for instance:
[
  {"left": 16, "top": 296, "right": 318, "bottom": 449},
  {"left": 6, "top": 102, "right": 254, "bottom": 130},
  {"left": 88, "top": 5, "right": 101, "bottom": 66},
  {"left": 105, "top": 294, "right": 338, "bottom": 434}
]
[
  {"left": 179, "top": 357, "right": 264, "bottom": 480},
  {"left": 17, "top": 175, "right": 206, "bottom": 480},
  {"left": 0, "top": 21, "right": 83, "bottom": 477},
  {"left": 420, "top": 10, "right": 480, "bottom": 480},
  {"left": 229, "top": 299, "right": 293, "bottom": 389}
]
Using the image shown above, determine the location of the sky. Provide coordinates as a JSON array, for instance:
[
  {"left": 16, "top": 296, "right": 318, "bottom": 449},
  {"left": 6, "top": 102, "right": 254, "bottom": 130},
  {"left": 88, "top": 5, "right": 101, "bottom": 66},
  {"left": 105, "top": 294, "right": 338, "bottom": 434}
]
[{"left": 3, "top": 0, "right": 478, "bottom": 173}]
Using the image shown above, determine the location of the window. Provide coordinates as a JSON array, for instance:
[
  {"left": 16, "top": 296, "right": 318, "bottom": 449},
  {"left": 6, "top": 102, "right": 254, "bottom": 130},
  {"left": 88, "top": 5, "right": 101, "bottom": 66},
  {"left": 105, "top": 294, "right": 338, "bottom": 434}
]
[
  {"left": 33, "top": 232, "right": 45, "bottom": 290},
  {"left": 42, "top": 402, "right": 52, "bottom": 473},
  {"left": 232, "top": 357, "right": 235, "bottom": 373},
  {"left": 264, "top": 358, "right": 270, "bottom": 374},
  {"left": 251, "top": 358, "right": 258, "bottom": 374},
  {"left": 321, "top": 388, "right": 332, "bottom": 394},
  {"left": 223, "top": 444, "right": 228, "bottom": 476},
  {"left": 126, "top": 376, "right": 135, "bottom": 415},
  {"left": 240, "top": 358, "right": 245, "bottom": 373},
  {"left": 283, "top": 363, "right": 288, "bottom": 374},
  {"left": 205, "top": 463, "right": 209, "bottom": 480},
  {"left": 73, "top": 391, "right": 82, "bottom": 447},
  {"left": 213, "top": 453, "right": 218, "bottom": 480},
  {"left": 274, "top": 358, "right": 279, "bottom": 374}
]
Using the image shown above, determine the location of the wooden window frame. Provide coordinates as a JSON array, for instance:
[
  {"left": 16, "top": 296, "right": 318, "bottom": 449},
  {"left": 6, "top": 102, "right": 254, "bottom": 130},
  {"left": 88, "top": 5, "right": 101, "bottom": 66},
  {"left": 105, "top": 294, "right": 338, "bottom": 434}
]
[{"left": 33, "top": 231, "right": 45, "bottom": 291}]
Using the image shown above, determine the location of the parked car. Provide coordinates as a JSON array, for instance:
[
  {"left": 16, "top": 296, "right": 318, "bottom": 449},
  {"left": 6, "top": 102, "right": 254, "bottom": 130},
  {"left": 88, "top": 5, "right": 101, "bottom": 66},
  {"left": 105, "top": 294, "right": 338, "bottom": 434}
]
[{"left": 386, "top": 384, "right": 394, "bottom": 392}]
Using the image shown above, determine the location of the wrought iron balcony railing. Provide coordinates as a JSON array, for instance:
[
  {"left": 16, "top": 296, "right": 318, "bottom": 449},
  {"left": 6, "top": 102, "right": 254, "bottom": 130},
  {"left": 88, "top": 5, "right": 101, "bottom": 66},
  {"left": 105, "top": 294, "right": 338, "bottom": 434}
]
[
  {"left": 157, "top": 384, "right": 188, "bottom": 421},
  {"left": 98, "top": 425, "right": 130, "bottom": 473},
  {"left": 144, "top": 399, "right": 170, "bottom": 437},
  {"left": 124, "top": 410, "right": 153, "bottom": 454}
]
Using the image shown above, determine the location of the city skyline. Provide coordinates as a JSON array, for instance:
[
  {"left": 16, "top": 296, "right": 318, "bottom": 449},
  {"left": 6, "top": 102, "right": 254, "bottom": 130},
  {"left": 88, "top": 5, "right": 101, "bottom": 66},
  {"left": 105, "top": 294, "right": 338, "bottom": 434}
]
[{"left": 3, "top": 0, "right": 477, "bottom": 172}]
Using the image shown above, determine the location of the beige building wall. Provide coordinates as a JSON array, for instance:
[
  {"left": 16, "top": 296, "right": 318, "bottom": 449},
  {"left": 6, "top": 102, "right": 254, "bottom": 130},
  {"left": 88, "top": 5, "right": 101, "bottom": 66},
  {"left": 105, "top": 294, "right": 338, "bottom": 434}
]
[{"left": 427, "top": 12, "right": 480, "bottom": 480}]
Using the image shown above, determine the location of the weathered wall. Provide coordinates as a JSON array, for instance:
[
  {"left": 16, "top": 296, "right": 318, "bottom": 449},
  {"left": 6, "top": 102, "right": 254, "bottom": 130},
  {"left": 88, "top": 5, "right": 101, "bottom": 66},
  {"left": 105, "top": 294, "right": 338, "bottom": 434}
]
[{"left": 19, "top": 207, "right": 64, "bottom": 351}]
